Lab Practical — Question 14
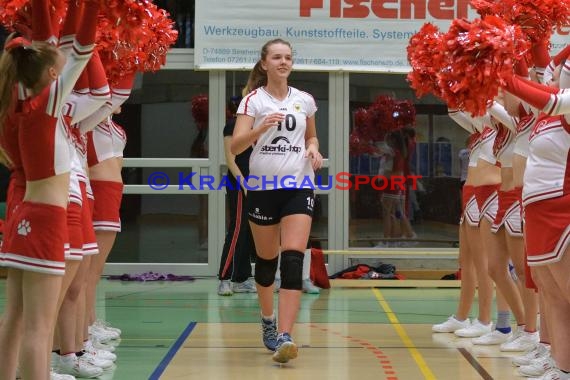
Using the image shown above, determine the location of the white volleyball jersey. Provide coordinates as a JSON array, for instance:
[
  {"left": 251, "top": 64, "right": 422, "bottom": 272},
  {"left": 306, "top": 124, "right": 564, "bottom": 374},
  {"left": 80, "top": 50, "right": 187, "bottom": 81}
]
[
  {"left": 478, "top": 126, "right": 498, "bottom": 165},
  {"left": 523, "top": 115, "right": 570, "bottom": 206},
  {"left": 238, "top": 87, "right": 317, "bottom": 190}
]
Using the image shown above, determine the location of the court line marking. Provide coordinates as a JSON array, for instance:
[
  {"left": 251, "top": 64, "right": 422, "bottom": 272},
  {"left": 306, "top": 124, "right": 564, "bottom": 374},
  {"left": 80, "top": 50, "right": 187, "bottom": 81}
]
[
  {"left": 458, "top": 347, "right": 495, "bottom": 380},
  {"left": 148, "top": 321, "right": 197, "bottom": 380},
  {"left": 372, "top": 288, "right": 437, "bottom": 380},
  {"left": 309, "top": 323, "right": 399, "bottom": 379}
]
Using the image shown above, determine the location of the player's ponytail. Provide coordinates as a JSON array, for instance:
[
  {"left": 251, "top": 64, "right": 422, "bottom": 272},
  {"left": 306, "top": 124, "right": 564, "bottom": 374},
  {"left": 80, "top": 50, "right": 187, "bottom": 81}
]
[{"left": 243, "top": 60, "right": 266, "bottom": 96}]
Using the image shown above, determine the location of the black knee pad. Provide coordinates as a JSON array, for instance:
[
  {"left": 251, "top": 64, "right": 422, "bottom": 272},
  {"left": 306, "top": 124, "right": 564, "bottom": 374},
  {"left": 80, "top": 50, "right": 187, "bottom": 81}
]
[
  {"left": 254, "top": 256, "right": 279, "bottom": 287},
  {"left": 280, "top": 250, "right": 304, "bottom": 290}
]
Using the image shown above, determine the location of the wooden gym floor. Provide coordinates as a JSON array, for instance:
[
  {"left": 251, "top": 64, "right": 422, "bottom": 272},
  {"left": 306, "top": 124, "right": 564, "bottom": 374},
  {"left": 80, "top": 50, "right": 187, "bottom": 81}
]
[{"left": 0, "top": 278, "right": 528, "bottom": 379}]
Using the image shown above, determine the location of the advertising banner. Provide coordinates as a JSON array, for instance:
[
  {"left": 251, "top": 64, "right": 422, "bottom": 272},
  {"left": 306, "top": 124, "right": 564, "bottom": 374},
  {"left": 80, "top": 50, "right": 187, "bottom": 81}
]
[{"left": 195, "top": 0, "right": 569, "bottom": 73}]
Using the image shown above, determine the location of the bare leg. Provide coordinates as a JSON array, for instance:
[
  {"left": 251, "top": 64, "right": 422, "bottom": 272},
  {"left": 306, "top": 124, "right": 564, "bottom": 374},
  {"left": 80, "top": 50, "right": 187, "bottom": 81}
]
[
  {"left": 86, "top": 232, "right": 117, "bottom": 326},
  {"left": 534, "top": 264, "right": 570, "bottom": 371},
  {"left": 545, "top": 245, "right": 570, "bottom": 305},
  {"left": 538, "top": 292, "right": 549, "bottom": 343},
  {"left": 485, "top": 228, "right": 524, "bottom": 324},
  {"left": 456, "top": 222, "right": 477, "bottom": 320},
  {"left": 57, "top": 261, "right": 81, "bottom": 309},
  {"left": 531, "top": 267, "right": 550, "bottom": 345},
  {"left": 471, "top": 218, "right": 494, "bottom": 324},
  {"left": 381, "top": 197, "right": 395, "bottom": 239},
  {"left": 79, "top": 256, "right": 92, "bottom": 349},
  {"left": 399, "top": 196, "right": 416, "bottom": 238},
  {"left": 277, "top": 214, "right": 311, "bottom": 334},
  {"left": 249, "top": 222, "right": 280, "bottom": 317},
  {"left": 58, "top": 258, "right": 90, "bottom": 355},
  {"left": 53, "top": 260, "right": 81, "bottom": 353},
  {"left": 20, "top": 271, "right": 63, "bottom": 380},
  {"left": 506, "top": 234, "right": 538, "bottom": 330},
  {"left": 0, "top": 269, "right": 24, "bottom": 379}
]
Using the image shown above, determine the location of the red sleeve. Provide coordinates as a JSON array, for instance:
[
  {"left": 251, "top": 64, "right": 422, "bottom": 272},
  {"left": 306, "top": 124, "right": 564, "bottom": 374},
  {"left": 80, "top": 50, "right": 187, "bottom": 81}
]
[
  {"left": 31, "top": 0, "right": 56, "bottom": 44},
  {"left": 59, "top": 0, "right": 83, "bottom": 49},
  {"left": 73, "top": 69, "right": 89, "bottom": 92},
  {"left": 68, "top": 52, "right": 111, "bottom": 124},
  {"left": 56, "top": 1, "right": 101, "bottom": 117},
  {"left": 531, "top": 40, "right": 551, "bottom": 84},
  {"left": 75, "top": 0, "right": 100, "bottom": 48},
  {"left": 87, "top": 51, "right": 110, "bottom": 98},
  {"left": 505, "top": 76, "right": 563, "bottom": 114},
  {"left": 531, "top": 40, "right": 551, "bottom": 69},
  {"left": 514, "top": 59, "right": 528, "bottom": 77},
  {"left": 112, "top": 73, "right": 136, "bottom": 93},
  {"left": 78, "top": 72, "right": 135, "bottom": 133},
  {"left": 109, "top": 72, "right": 135, "bottom": 109}
]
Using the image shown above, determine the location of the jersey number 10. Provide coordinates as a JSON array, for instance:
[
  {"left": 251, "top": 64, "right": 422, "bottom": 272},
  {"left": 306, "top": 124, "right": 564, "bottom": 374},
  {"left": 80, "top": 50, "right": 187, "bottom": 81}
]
[{"left": 277, "top": 114, "right": 297, "bottom": 131}]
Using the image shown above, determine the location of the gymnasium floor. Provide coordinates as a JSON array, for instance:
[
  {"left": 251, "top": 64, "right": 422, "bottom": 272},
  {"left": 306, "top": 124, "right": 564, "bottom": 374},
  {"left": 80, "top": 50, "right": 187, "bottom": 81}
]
[{"left": 0, "top": 279, "right": 528, "bottom": 379}]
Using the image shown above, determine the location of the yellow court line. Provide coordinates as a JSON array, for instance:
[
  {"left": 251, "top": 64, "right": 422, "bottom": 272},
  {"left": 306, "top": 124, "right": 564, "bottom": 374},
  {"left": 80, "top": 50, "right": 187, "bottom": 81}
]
[{"left": 372, "top": 288, "right": 437, "bottom": 380}]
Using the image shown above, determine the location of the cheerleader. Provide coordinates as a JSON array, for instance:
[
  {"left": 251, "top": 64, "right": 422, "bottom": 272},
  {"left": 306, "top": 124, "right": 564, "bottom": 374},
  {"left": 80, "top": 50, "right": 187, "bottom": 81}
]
[
  {"left": 504, "top": 54, "right": 570, "bottom": 380},
  {"left": 0, "top": 0, "right": 99, "bottom": 378}
]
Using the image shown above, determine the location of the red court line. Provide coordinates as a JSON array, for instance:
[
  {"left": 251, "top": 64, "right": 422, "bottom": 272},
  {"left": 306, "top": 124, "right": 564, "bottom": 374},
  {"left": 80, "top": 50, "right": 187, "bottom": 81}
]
[{"left": 309, "top": 324, "right": 399, "bottom": 380}]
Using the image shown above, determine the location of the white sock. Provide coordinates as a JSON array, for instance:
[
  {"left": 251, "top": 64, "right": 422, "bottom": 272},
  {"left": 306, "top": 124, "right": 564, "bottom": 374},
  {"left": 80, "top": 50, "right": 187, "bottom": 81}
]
[{"left": 262, "top": 313, "right": 275, "bottom": 321}]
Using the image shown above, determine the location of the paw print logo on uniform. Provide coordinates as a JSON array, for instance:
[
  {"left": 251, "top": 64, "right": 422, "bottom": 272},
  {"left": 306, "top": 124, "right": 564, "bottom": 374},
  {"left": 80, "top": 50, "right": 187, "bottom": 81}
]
[{"left": 17, "top": 219, "right": 31, "bottom": 236}]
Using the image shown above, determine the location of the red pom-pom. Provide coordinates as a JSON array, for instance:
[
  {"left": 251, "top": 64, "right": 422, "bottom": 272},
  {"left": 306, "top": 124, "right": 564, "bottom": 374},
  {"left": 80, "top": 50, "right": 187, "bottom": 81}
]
[
  {"left": 471, "top": 0, "right": 570, "bottom": 43},
  {"left": 351, "top": 95, "right": 416, "bottom": 155},
  {"left": 134, "top": 5, "right": 178, "bottom": 73},
  {"left": 349, "top": 130, "right": 379, "bottom": 156},
  {"left": 503, "top": 0, "right": 570, "bottom": 42},
  {"left": 437, "top": 16, "right": 530, "bottom": 116},
  {"left": 367, "top": 95, "right": 397, "bottom": 139},
  {"left": 97, "top": 0, "right": 178, "bottom": 86},
  {"left": 190, "top": 94, "right": 208, "bottom": 131},
  {"left": 0, "top": 0, "right": 66, "bottom": 35},
  {"left": 0, "top": 0, "right": 32, "bottom": 32},
  {"left": 393, "top": 100, "right": 416, "bottom": 128},
  {"left": 407, "top": 23, "right": 445, "bottom": 99},
  {"left": 470, "top": 0, "right": 499, "bottom": 17}
]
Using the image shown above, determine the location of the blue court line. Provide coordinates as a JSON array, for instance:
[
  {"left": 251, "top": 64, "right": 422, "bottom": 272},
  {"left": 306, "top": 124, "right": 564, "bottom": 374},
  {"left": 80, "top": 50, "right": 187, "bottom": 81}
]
[{"left": 148, "top": 321, "right": 197, "bottom": 380}]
